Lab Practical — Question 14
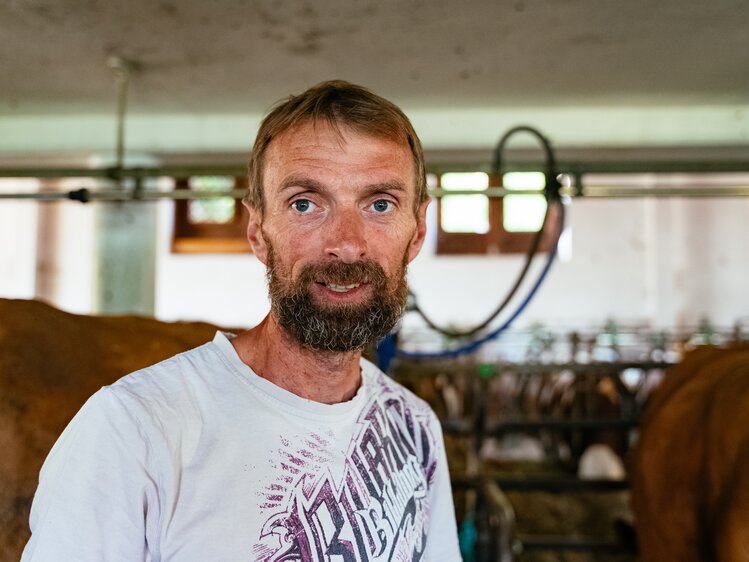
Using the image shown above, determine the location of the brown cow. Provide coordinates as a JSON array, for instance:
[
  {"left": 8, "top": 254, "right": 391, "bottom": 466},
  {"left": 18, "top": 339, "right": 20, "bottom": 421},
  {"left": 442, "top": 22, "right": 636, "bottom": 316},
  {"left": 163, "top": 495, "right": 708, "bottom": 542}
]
[
  {"left": 0, "top": 298, "right": 226, "bottom": 561},
  {"left": 632, "top": 345, "right": 749, "bottom": 562}
]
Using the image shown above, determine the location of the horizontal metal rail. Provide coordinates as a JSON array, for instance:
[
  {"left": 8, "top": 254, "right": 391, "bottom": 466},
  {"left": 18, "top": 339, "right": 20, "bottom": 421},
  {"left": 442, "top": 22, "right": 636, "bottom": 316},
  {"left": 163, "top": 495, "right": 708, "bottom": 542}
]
[
  {"left": 442, "top": 416, "right": 641, "bottom": 436},
  {"left": 495, "top": 478, "right": 629, "bottom": 492},
  {"left": 2, "top": 156, "right": 749, "bottom": 179},
  {"left": 451, "top": 477, "right": 629, "bottom": 492},
  {"left": 477, "top": 360, "right": 674, "bottom": 375},
  {"left": 580, "top": 185, "right": 749, "bottom": 198},
  {"left": 516, "top": 535, "right": 629, "bottom": 552},
  {"left": 430, "top": 185, "right": 749, "bottom": 198},
  {"left": 0, "top": 188, "right": 249, "bottom": 203},
  {"left": 488, "top": 417, "right": 640, "bottom": 433},
  {"left": 0, "top": 165, "right": 248, "bottom": 179},
  {"left": 2, "top": 184, "right": 749, "bottom": 202},
  {"left": 467, "top": 477, "right": 632, "bottom": 560},
  {"left": 2, "top": 155, "right": 749, "bottom": 202}
]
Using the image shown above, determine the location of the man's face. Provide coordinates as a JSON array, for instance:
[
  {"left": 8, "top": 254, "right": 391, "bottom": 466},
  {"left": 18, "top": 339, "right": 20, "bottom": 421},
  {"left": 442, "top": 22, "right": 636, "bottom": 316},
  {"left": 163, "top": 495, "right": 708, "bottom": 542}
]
[{"left": 246, "top": 120, "right": 428, "bottom": 352}]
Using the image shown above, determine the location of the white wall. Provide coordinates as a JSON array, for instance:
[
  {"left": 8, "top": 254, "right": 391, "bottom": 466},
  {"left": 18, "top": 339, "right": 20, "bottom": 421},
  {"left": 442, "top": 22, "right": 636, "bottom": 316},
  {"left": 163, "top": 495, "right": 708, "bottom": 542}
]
[
  {"left": 409, "top": 196, "right": 749, "bottom": 332},
  {"left": 154, "top": 191, "right": 269, "bottom": 328},
  {"left": 0, "top": 179, "right": 39, "bottom": 300},
  {"left": 0, "top": 178, "right": 99, "bottom": 315}
]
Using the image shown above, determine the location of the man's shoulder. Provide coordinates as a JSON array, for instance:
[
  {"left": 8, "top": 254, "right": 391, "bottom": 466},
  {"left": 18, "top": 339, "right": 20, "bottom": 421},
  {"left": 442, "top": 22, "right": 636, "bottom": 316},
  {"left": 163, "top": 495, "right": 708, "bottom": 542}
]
[
  {"left": 360, "top": 358, "right": 437, "bottom": 420},
  {"left": 107, "top": 334, "right": 231, "bottom": 407}
]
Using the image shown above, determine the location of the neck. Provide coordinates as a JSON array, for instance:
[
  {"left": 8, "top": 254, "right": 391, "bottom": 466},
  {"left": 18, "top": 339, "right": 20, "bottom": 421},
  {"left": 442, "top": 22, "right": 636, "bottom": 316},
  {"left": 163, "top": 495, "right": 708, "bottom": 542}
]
[{"left": 230, "top": 313, "right": 363, "bottom": 404}]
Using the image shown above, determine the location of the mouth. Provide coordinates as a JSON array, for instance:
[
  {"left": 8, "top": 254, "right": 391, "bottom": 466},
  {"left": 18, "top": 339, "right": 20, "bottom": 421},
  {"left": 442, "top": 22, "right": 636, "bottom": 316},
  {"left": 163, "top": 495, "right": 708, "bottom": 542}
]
[
  {"left": 313, "top": 280, "right": 371, "bottom": 302},
  {"left": 324, "top": 282, "right": 362, "bottom": 293}
]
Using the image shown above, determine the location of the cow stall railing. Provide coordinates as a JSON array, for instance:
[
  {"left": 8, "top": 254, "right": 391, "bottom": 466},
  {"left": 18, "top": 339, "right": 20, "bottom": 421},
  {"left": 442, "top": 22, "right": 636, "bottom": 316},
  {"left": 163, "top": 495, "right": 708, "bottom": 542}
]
[
  {"left": 391, "top": 351, "right": 683, "bottom": 561},
  {"left": 457, "top": 475, "right": 633, "bottom": 561},
  {"left": 472, "top": 363, "right": 644, "bottom": 561}
]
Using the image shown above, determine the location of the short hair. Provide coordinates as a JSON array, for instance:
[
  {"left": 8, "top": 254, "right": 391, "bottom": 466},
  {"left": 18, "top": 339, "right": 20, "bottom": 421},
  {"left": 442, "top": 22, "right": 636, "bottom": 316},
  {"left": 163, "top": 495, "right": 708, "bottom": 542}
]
[{"left": 245, "top": 80, "right": 427, "bottom": 216}]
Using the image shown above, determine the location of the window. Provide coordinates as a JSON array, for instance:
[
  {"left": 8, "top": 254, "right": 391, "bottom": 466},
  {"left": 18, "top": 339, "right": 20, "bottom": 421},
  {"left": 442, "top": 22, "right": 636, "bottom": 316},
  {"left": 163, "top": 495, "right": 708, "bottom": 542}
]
[
  {"left": 172, "top": 176, "right": 250, "bottom": 253},
  {"left": 436, "top": 171, "right": 557, "bottom": 255},
  {"left": 502, "top": 172, "right": 547, "bottom": 232}
]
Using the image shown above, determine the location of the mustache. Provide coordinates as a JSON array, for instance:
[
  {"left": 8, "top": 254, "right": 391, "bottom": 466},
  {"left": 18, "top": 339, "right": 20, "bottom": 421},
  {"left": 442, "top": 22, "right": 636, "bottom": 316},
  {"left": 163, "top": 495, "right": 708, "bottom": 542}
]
[{"left": 294, "top": 260, "right": 388, "bottom": 289}]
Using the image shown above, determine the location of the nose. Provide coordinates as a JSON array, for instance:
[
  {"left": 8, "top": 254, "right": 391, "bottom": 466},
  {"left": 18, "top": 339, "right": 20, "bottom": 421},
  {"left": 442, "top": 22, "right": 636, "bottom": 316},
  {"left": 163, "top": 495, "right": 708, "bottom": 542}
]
[{"left": 323, "top": 208, "right": 368, "bottom": 263}]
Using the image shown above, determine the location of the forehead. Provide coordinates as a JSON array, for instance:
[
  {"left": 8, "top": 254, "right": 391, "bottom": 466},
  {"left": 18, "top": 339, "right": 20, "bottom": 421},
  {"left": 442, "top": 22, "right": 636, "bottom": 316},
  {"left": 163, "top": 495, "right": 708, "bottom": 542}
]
[{"left": 263, "top": 120, "right": 415, "bottom": 189}]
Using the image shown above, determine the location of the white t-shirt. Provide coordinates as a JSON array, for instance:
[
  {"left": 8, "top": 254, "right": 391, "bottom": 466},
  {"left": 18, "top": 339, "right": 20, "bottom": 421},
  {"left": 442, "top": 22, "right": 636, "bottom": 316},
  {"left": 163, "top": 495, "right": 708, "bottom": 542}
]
[{"left": 22, "top": 332, "right": 461, "bottom": 561}]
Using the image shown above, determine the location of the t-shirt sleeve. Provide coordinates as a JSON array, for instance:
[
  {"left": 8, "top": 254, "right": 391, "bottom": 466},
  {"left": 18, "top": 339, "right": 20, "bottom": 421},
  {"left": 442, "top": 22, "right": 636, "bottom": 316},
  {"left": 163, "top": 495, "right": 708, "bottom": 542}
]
[
  {"left": 21, "top": 386, "right": 160, "bottom": 562},
  {"left": 424, "top": 416, "right": 462, "bottom": 561}
]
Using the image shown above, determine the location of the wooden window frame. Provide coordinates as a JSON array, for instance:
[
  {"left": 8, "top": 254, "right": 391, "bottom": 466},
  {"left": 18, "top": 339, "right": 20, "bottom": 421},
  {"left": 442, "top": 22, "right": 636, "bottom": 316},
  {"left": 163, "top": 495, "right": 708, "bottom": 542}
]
[
  {"left": 171, "top": 177, "right": 251, "bottom": 254},
  {"left": 435, "top": 171, "right": 558, "bottom": 255}
]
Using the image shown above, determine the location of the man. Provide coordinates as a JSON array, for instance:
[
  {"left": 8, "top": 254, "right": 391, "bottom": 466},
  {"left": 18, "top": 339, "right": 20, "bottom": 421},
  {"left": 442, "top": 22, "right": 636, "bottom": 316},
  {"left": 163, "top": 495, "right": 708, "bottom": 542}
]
[{"left": 22, "top": 81, "right": 461, "bottom": 561}]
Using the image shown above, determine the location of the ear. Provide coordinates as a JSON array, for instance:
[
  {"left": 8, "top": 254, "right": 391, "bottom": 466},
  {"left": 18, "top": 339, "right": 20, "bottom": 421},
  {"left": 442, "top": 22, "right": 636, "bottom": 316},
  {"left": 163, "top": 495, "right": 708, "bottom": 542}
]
[
  {"left": 244, "top": 201, "right": 268, "bottom": 265},
  {"left": 406, "top": 199, "right": 430, "bottom": 263}
]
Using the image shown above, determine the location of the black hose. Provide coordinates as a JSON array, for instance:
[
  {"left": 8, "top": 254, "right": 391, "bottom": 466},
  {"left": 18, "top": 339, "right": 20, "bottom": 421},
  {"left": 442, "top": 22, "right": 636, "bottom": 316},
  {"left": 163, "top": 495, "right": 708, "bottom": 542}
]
[{"left": 410, "top": 125, "right": 561, "bottom": 339}]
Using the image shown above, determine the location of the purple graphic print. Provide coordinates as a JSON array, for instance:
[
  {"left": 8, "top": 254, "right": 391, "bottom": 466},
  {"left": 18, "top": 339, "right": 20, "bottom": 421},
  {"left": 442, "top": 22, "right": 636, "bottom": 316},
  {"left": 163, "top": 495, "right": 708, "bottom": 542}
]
[{"left": 252, "top": 384, "right": 437, "bottom": 561}]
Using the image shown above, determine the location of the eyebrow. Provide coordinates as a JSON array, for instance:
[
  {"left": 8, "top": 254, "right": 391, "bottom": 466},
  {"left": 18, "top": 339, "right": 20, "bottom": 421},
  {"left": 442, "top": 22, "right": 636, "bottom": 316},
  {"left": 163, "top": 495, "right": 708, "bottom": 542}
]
[
  {"left": 360, "top": 180, "right": 407, "bottom": 198},
  {"left": 279, "top": 176, "right": 325, "bottom": 193},
  {"left": 279, "top": 176, "right": 408, "bottom": 196}
]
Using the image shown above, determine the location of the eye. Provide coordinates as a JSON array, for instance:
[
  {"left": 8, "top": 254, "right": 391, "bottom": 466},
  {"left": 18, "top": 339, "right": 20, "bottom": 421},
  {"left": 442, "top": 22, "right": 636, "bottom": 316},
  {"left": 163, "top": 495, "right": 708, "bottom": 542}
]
[
  {"left": 292, "top": 199, "right": 315, "bottom": 213},
  {"left": 371, "top": 199, "right": 392, "bottom": 213}
]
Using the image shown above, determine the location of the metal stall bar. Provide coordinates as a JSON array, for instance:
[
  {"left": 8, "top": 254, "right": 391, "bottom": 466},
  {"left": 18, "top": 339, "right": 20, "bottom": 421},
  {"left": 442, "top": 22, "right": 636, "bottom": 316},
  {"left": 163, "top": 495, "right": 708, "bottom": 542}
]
[
  {"left": 516, "top": 536, "right": 628, "bottom": 553},
  {"left": 488, "top": 417, "right": 640, "bottom": 433},
  {"left": 477, "top": 478, "right": 518, "bottom": 562},
  {"left": 456, "top": 477, "right": 631, "bottom": 561},
  {"left": 2, "top": 183, "right": 749, "bottom": 201},
  {"left": 0, "top": 165, "right": 247, "bottom": 179},
  {"left": 0, "top": 188, "right": 249, "bottom": 203},
  {"left": 451, "top": 476, "right": 630, "bottom": 492},
  {"left": 481, "top": 360, "right": 675, "bottom": 375},
  {"left": 436, "top": 354, "right": 660, "bottom": 561},
  {"left": 1, "top": 158, "right": 749, "bottom": 201}
]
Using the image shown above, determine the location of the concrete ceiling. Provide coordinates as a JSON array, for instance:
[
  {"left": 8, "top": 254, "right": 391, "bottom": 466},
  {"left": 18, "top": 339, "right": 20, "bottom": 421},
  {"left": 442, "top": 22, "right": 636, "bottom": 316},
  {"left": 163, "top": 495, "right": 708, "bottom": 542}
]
[{"left": 1, "top": 0, "right": 748, "bottom": 116}]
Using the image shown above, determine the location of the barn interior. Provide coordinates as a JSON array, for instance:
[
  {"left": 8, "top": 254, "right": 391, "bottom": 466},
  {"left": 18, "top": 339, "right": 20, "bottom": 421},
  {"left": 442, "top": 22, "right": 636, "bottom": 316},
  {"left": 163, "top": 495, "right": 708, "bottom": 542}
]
[{"left": 2, "top": 1, "right": 749, "bottom": 561}]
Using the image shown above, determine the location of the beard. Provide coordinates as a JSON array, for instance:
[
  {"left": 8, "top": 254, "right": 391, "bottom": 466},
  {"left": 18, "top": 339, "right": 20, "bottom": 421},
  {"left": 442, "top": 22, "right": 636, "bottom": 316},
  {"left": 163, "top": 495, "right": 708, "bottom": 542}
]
[{"left": 266, "top": 243, "right": 409, "bottom": 353}]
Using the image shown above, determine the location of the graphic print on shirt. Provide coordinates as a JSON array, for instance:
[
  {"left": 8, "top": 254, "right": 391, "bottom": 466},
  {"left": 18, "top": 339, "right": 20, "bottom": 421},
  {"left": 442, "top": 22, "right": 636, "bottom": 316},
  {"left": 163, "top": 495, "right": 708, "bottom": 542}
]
[{"left": 251, "top": 386, "right": 437, "bottom": 562}]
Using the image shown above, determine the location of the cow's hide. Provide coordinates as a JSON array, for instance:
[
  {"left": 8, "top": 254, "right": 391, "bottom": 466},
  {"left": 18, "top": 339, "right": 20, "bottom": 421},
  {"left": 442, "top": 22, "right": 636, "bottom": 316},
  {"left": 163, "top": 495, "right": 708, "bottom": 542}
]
[
  {"left": 632, "top": 345, "right": 749, "bottom": 562},
  {"left": 0, "top": 298, "right": 223, "bottom": 561}
]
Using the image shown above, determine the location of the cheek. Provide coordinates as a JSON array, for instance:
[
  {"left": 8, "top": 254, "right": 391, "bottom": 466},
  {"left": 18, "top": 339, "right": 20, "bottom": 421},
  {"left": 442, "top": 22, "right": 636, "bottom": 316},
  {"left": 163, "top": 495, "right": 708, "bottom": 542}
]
[{"left": 371, "top": 230, "right": 415, "bottom": 270}]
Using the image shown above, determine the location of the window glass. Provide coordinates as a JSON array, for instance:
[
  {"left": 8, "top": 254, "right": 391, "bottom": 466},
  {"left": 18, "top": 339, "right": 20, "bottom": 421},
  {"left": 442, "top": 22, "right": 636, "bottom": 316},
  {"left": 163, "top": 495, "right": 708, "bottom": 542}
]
[
  {"left": 187, "top": 176, "right": 236, "bottom": 224},
  {"left": 503, "top": 172, "right": 547, "bottom": 232},
  {"left": 440, "top": 172, "right": 489, "bottom": 234}
]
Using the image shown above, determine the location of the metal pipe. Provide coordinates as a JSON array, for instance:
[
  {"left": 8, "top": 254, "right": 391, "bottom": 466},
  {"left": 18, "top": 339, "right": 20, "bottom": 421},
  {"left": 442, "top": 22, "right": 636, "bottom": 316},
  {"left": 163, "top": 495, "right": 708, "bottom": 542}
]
[
  {"left": 581, "top": 185, "right": 749, "bottom": 198},
  {"left": 107, "top": 56, "right": 131, "bottom": 178},
  {"left": 481, "top": 478, "right": 519, "bottom": 562},
  {"left": 0, "top": 188, "right": 249, "bottom": 202},
  {"left": 0, "top": 165, "right": 247, "bottom": 179},
  {"left": 2, "top": 184, "right": 749, "bottom": 202},
  {"left": 487, "top": 417, "right": 640, "bottom": 433},
  {"left": 1, "top": 159, "right": 748, "bottom": 181},
  {"left": 517, "top": 536, "right": 629, "bottom": 553}
]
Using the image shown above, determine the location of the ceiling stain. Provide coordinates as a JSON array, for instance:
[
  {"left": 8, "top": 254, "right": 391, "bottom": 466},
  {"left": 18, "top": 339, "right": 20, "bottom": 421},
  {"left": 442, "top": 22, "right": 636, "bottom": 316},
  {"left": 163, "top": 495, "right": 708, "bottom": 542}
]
[
  {"left": 158, "top": 2, "right": 178, "bottom": 18},
  {"left": 570, "top": 33, "right": 607, "bottom": 47}
]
